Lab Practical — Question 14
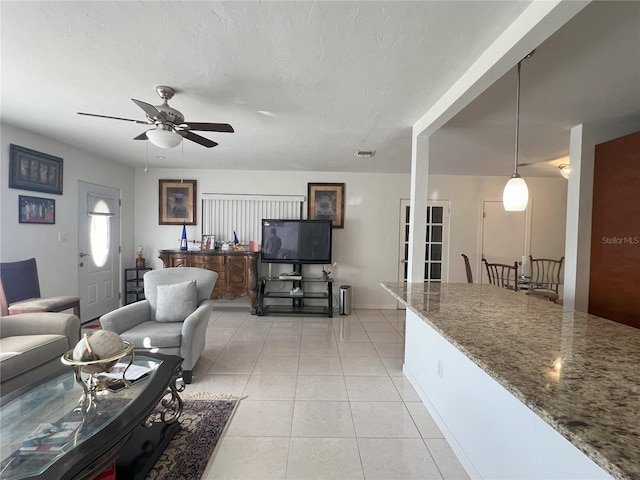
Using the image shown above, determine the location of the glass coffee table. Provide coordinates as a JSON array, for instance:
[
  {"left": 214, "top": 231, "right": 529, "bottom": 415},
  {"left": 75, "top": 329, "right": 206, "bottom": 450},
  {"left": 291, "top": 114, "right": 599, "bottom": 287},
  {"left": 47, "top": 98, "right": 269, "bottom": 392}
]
[{"left": 0, "top": 352, "right": 183, "bottom": 480}]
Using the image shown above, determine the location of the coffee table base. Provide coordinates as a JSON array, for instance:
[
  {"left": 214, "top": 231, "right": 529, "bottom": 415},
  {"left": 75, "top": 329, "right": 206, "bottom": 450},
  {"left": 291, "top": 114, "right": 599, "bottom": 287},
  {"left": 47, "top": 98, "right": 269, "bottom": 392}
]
[{"left": 114, "top": 420, "right": 181, "bottom": 480}]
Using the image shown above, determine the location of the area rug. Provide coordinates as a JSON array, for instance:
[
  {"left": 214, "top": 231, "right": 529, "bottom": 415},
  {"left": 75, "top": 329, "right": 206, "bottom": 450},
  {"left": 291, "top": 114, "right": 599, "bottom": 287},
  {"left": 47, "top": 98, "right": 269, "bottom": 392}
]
[{"left": 145, "top": 396, "right": 239, "bottom": 480}]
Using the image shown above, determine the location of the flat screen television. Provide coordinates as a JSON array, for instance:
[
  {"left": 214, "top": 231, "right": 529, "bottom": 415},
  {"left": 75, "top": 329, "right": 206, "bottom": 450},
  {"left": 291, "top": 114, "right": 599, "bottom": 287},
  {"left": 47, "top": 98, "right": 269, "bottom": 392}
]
[{"left": 261, "top": 219, "right": 332, "bottom": 264}]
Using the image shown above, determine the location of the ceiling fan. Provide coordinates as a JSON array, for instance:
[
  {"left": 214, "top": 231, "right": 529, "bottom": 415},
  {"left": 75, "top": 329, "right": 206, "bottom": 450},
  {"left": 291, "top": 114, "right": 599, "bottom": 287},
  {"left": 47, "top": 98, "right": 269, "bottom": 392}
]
[{"left": 78, "top": 86, "right": 234, "bottom": 148}]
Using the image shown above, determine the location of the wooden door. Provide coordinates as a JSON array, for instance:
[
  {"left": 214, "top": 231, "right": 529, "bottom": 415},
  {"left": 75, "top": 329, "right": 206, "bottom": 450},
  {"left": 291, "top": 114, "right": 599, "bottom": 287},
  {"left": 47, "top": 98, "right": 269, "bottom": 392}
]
[{"left": 589, "top": 131, "right": 640, "bottom": 328}]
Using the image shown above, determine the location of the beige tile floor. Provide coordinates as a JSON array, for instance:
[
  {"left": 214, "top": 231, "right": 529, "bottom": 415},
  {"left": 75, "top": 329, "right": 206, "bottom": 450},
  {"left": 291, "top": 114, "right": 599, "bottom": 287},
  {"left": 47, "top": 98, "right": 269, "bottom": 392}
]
[{"left": 185, "top": 307, "right": 470, "bottom": 480}]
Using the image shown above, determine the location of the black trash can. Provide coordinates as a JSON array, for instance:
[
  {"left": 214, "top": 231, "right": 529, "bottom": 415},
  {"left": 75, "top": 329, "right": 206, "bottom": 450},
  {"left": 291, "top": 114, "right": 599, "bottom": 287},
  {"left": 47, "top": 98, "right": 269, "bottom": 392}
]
[{"left": 339, "top": 285, "right": 352, "bottom": 315}]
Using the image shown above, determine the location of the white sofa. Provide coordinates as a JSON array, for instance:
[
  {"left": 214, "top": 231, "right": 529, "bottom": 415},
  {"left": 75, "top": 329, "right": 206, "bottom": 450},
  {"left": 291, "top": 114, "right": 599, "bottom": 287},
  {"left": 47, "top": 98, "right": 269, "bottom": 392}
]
[{"left": 0, "top": 312, "right": 80, "bottom": 397}]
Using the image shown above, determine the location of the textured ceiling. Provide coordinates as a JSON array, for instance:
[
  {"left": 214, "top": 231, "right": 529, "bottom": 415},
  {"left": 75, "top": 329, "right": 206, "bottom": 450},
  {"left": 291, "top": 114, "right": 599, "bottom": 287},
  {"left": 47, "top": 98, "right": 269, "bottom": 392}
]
[
  {"left": 431, "top": 0, "right": 640, "bottom": 177},
  {"left": 1, "top": 1, "right": 638, "bottom": 177}
]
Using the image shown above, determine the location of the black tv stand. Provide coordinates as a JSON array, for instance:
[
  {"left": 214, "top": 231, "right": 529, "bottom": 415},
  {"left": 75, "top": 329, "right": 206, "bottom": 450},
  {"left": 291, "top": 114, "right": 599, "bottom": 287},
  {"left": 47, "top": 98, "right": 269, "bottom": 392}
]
[{"left": 258, "top": 264, "right": 333, "bottom": 317}]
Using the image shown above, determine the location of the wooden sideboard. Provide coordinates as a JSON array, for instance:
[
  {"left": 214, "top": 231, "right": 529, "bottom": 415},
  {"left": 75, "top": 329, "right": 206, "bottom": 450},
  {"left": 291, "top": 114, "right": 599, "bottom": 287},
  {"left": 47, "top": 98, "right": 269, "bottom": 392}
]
[{"left": 158, "top": 250, "right": 259, "bottom": 314}]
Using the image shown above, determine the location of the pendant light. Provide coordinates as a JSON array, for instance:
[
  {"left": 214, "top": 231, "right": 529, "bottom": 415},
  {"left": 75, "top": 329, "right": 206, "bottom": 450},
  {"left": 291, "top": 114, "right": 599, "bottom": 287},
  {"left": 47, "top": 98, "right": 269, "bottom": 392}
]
[{"left": 503, "top": 52, "right": 534, "bottom": 211}]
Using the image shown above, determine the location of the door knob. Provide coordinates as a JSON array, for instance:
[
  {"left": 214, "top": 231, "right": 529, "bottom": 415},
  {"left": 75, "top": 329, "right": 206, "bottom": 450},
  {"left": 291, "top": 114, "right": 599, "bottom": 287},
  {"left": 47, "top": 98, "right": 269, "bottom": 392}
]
[{"left": 79, "top": 252, "right": 90, "bottom": 257}]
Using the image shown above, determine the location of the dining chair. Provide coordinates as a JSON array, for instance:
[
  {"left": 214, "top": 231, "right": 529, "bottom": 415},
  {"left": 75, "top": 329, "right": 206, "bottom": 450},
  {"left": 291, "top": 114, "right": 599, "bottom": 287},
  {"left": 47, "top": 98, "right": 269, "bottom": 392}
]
[
  {"left": 482, "top": 258, "right": 518, "bottom": 291},
  {"left": 461, "top": 254, "right": 473, "bottom": 283},
  {"left": 527, "top": 255, "right": 564, "bottom": 302},
  {"left": 0, "top": 258, "right": 81, "bottom": 317}
]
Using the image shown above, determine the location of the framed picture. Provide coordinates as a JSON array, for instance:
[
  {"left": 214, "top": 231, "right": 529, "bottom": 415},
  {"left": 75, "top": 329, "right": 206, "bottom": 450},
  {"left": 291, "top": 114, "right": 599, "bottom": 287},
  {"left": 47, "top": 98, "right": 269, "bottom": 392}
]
[
  {"left": 159, "top": 179, "right": 197, "bottom": 225},
  {"left": 9, "top": 144, "right": 64, "bottom": 195},
  {"left": 19, "top": 195, "right": 55, "bottom": 224},
  {"left": 307, "top": 183, "right": 345, "bottom": 228}
]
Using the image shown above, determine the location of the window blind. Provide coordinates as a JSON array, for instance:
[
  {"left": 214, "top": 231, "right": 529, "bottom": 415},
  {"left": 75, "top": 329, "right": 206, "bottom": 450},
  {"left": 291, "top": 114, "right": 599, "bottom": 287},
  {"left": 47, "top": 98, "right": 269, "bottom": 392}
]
[{"left": 201, "top": 194, "right": 304, "bottom": 244}]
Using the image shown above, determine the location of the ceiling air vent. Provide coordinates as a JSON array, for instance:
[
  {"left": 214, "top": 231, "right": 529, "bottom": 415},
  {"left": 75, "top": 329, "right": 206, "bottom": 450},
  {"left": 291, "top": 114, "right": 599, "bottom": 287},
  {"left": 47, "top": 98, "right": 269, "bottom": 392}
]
[{"left": 355, "top": 150, "right": 376, "bottom": 158}]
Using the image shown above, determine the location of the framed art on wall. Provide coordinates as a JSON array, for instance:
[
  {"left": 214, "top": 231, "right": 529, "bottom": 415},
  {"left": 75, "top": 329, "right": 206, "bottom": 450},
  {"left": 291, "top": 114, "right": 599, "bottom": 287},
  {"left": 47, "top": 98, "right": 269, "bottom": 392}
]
[
  {"left": 19, "top": 195, "right": 55, "bottom": 224},
  {"left": 159, "top": 179, "right": 197, "bottom": 225},
  {"left": 9, "top": 144, "right": 63, "bottom": 195},
  {"left": 307, "top": 182, "right": 345, "bottom": 228}
]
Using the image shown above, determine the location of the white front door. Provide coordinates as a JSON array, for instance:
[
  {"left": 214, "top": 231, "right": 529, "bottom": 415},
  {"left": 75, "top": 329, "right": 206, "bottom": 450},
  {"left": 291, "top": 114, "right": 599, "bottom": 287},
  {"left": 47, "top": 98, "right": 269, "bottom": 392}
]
[
  {"left": 78, "top": 181, "right": 120, "bottom": 321},
  {"left": 480, "top": 200, "right": 529, "bottom": 283}
]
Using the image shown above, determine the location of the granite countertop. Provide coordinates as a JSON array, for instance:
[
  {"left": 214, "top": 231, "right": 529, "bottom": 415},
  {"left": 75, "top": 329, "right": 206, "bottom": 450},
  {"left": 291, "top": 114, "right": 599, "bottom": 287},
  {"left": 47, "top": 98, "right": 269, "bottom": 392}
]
[{"left": 381, "top": 282, "right": 640, "bottom": 480}]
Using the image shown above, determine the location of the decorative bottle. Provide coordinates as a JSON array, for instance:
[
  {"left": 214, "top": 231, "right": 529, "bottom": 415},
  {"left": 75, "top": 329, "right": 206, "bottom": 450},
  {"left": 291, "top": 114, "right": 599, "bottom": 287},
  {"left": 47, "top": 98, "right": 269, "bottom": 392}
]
[
  {"left": 233, "top": 231, "right": 239, "bottom": 245},
  {"left": 135, "top": 245, "right": 146, "bottom": 268},
  {"left": 180, "top": 224, "right": 188, "bottom": 251}
]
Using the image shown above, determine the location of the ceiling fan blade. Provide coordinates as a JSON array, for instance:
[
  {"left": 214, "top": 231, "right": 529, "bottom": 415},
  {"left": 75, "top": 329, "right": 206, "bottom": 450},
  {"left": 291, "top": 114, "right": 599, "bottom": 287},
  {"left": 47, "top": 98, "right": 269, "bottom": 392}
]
[
  {"left": 179, "top": 131, "right": 218, "bottom": 148},
  {"left": 181, "top": 122, "right": 234, "bottom": 133},
  {"left": 78, "top": 112, "right": 149, "bottom": 124},
  {"left": 133, "top": 131, "right": 150, "bottom": 140},
  {"left": 132, "top": 98, "right": 160, "bottom": 118}
]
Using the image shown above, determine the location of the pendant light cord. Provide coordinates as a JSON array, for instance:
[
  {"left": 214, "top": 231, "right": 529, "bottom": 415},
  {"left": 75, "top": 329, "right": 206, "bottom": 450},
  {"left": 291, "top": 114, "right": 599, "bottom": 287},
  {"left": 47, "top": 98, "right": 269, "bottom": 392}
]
[{"left": 513, "top": 50, "right": 534, "bottom": 177}]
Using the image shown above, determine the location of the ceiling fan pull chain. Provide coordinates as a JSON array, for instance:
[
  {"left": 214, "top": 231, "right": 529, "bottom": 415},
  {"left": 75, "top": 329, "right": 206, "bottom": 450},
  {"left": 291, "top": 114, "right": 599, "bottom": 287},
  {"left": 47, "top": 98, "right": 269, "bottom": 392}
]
[
  {"left": 145, "top": 140, "right": 149, "bottom": 173},
  {"left": 180, "top": 142, "right": 184, "bottom": 183}
]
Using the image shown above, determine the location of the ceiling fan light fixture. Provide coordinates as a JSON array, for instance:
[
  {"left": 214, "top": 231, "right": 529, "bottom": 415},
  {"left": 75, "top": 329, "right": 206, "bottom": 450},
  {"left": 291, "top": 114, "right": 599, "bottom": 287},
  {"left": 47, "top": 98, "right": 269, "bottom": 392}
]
[
  {"left": 80, "top": 86, "right": 233, "bottom": 149},
  {"left": 146, "top": 129, "right": 183, "bottom": 149},
  {"left": 559, "top": 164, "right": 572, "bottom": 179}
]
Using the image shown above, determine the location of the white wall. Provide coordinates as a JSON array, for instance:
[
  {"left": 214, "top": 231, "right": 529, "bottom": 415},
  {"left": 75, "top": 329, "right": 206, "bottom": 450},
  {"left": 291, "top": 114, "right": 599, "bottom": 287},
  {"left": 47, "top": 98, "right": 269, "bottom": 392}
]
[
  {"left": 428, "top": 174, "right": 567, "bottom": 284},
  {"left": 134, "top": 168, "right": 566, "bottom": 309},
  {"left": 0, "top": 123, "right": 136, "bottom": 300},
  {"left": 0, "top": 123, "right": 567, "bottom": 312},
  {"left": 133, "top": 168, "right": 410, "bottom": 310}
]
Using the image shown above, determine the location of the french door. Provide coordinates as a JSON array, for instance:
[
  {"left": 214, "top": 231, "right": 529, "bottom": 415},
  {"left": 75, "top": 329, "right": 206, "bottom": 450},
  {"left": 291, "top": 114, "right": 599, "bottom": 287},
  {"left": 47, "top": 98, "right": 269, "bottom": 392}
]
[{"left": 398, "top": 199, "right": 450, "bottom": 286}]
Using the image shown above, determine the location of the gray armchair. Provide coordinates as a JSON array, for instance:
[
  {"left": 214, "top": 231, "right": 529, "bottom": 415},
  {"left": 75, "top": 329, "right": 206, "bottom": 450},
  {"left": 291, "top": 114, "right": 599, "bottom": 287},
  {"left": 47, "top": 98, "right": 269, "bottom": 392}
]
[{"left": 100, "top": 267, "right": 217, "bottom": 383}]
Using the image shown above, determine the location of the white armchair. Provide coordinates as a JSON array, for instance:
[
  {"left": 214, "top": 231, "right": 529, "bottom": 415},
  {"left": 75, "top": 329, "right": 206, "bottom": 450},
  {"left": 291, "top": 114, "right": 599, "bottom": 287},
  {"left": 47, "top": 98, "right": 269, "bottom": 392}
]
[{"left": 100, "top": 267, "right": 217, "bottom": 383}]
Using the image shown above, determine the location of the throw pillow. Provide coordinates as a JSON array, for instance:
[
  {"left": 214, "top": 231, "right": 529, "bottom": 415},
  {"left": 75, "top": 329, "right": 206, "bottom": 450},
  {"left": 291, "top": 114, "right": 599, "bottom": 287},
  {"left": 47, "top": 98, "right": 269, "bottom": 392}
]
[{"left": 155, "top": 280, "right": 198, "bottom": 322}]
